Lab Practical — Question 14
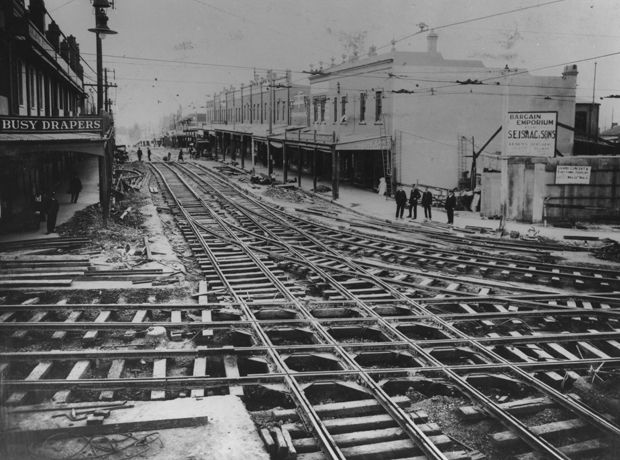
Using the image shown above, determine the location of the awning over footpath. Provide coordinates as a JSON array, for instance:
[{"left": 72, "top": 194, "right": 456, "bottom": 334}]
[
  {"left": 206, "top": 123, "right": 303, "bottom": 140},
  {"left": 0, "top": 132, "right": 108, "bottom": 157}
]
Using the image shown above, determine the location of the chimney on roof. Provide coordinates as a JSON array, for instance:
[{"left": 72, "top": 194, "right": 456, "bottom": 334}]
[
  {"left": 67, "top": 35, "right": 79, "bottom": 69},
  {"left": 46, "top": 21, "right": 61, "bottom": 50},
  {"left": 60, "top": 38, "right": 69, "bottom": 62},
  {"left": 427, "top": 30, "right": 438, "bottom": 53},
  {"left": 28, "top": 0, "right": 46, "bottom": 33},
  {"left": 562, "top": 64, "right": 578, "bottom": 77}
]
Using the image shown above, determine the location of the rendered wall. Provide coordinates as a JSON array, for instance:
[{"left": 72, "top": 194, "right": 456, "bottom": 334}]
[{"left": 392, "top": 67, "right": 577, "bottom": 190}]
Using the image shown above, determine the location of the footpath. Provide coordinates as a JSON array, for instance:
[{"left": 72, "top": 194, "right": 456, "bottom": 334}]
[
  {"left": 2, "top": 147, "right": 618, "bottom": 248},
  {"left": 246, "top": 159, "right": 620, "bottom": 244}
]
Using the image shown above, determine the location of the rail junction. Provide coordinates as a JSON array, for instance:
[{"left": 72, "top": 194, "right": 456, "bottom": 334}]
[{"left": 2, "top": 161, "right": 620, "bottom": 460}]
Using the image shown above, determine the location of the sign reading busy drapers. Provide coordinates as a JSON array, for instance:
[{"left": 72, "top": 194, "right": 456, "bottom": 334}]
[
  {"left": 503, "top": 111, "right": 557, "bottom": 157},
  {"left": 555, "top": 165, "right": 591, "bottom": 184},
  {"left": 0, "top": 116, "right": 103, "bottom": 134}
]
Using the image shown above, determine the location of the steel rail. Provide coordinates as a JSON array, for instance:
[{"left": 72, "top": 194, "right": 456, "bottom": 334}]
[
  {"left": 151, "top": 163, "right": 242, "bottom": 301},
  {"left": 171, "top": 162, "right": 620, "bottom": 451},
  {"left": 154, "top": 164, "right": 345, "bottom": 459},
  {"left": 179, "top": 165, "right": 452, "bottom": 459}
]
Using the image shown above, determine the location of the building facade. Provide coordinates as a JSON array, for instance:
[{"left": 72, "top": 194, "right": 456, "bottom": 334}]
[{"left": 0, "top": 0, "right": 107, "bottom": 227}]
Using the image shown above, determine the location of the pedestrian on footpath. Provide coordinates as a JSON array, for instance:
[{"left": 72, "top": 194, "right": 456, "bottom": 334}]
[
  {"left": 137, "top": 147, "right": 143, "bottom": 162},
  {"left": 45, "top": 192, "right": 59, "bottom": 235},
  {"left": 445, "top": 189, "right": 456, "bottom": 225},
  {"left": 377, "top": 177, "right": 387, "bottom": 199},
  {"left": 408, "top": 186, "right": 421, "bottom": 219},
  {"left": 68, "top": 172, "right": 83, "bottom": 203},
  {"left": 147, "top": 148, "right": 152, "bottom": 162},
  {"left": 422, "top": 187, "right": 433, "bottom": 220},
  {"left": 395, "top": 185, "right": 407, "bottom": 219},
  {"left": 178, "top": 149, "right": 184, "bottom": 162}
]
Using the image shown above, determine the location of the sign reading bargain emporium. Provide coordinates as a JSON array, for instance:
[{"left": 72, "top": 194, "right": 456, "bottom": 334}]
[
  {"left": 0, "top": 116, "right": 103, "bottom": 134},
  {"left": 503, "top": 111, "right": 557, "bottom": 157}
]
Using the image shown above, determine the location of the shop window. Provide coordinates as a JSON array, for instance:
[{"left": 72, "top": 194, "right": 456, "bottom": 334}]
[
  {"left": 341, "top": 96, "right": 347, "bottom": 122},
  {"left": 320, "top": 96, "right": 326, "bottom": 122}
]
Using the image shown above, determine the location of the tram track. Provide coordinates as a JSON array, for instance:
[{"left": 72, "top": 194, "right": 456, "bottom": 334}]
[{"left": 3, "top": 160, "right": 620, "bottom": 460}]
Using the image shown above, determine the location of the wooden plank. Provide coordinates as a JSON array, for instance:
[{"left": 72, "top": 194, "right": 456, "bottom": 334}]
[
  {"left": 459, "top": 396, "right": 561, "bottom": 421},
  {"left": 492, "top": 418, "right": 589, "bottom": 447},
  {"left": 100, "top": 359, "right": 125, "bottom": 401},
  {"left": 83, "top": 310, "right": 112, "bottom": 343},
  {"left": 12, "top": 311, "right": 48, "bottom": 340},
  {"left": 6, "top": 398, "right": 213, "bottom": 444},
  {"left": 270, "top": 396, "right": 412, "bottom": 422},
  {"left": 339, "top": 435, "right": 453, "bottom": 460},
  {"left": 171, "top": 310, "right": 182, "bottom": 323},
  {"left": 577, "top": 341, "right": 610, "bottom": 359},
  {"left": 52, "top": 310, "right": 83, "bottom": 341},
  {"left": 545, "top": 342, "right": 580, "bottom": 361},
  {"left": 6, "top": 361, "right": 53, "bottom": 405},
  {"left": 0, "top": 279, "right": 73, "bottom": 287},
  {"left": 260, "top": 428, "right": 276, "bottom": 456},
  {"left": 52, "top": 360, "right": 91, "bottom": 404},
  {"left": 124, "top": 310, "right": 147, "bottom": 341},
  {"left": 190, "top": 357, "right": 207, "bottom": 398},
  {"left": 201, "top": 310, "right": 213, "bottom": 337},
  {"left": 459, "top": 303, "right": 477, "bottom": 314},
  {"left": 270, "top": 427, "right": 288, "bottom": 459},
  {"left": 281, "top": 427, "right": 297, "bottom": 459},
  {"left": 516, "top": 439, "right": 607, "bottom": 460},
  {"left": 223, "top": 347, "right": 244, "bottom": 397},
  {"left": 151, "top": 359, "right": 167, "bottom": 400}
]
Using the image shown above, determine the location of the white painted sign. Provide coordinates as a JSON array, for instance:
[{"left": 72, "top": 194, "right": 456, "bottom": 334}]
[
  {"left": 556, "top": 165, "right": 591, "bottom": 184},
  {"left": 504, "top": 111, "right": 557, "bottom": 157},
  {"left": 337, "top": 137, "right": 391, "bottom": 151}
]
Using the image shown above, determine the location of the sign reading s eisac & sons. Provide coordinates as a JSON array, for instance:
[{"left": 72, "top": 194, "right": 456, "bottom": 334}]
[
  {"left": 504, "top": 111, "right": 558, "bottom": 157},
  {"left": 0, "top": 116, "right": 102, "bottom": 134}
]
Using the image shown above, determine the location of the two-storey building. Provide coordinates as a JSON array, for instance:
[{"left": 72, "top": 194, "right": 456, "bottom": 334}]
[{"left": 0, "top": 0, "right": 108, "bottom": 227}]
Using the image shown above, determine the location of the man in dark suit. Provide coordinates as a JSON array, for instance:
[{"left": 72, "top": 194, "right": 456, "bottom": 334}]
[
  {"left": 408, "top": 186, "right": 421, "bottom": 219},
  {"left": 395, "top": 185, "right": 407, "bottom": 219},
  {"left": 45, "top": 192, "right": 60, "bottom": 234},
  {"left": 422, "top": 187, "right": 433, "bottom": 220},
  {"left": 445, "top": 189, "right": 457, "bottom": 224}
]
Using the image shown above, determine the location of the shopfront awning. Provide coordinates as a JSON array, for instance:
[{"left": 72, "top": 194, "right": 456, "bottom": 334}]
[{"left": 0, "top": 132, "right": 108, "bottom": 157}]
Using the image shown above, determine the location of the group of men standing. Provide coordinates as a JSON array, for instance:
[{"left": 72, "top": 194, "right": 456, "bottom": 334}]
[{"left": 394, "top": 185, "right": 456, "bottom": 225}]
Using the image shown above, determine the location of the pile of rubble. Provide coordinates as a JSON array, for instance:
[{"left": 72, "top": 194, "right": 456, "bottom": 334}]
[
  {"left": 113, "top": 168, "right": 150, "bottom": 196},
  {"left": 592, "top": 239, "right": 620, "bottom": 262},
  {"left": 262, "top": 186, "right": 314, "bottom": 204}
]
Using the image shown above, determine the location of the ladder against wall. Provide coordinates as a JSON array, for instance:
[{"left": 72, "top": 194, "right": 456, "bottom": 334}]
[
  {"left": 380, "top": 115, "right": 393, "bottom": 197},
  {"left": 393, "top": 130, "right": 402, "bottom": 187}
]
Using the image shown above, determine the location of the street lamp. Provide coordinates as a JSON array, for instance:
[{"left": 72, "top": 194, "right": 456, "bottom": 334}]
[{"left": 88, "top": 0, "right": 116, "bottom": 229}]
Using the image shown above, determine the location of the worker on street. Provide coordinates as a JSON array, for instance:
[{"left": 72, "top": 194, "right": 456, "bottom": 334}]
[
  {"left": 68, "top": 172, "right": 83, "bottom": 204},
  {"left": 45, "top": 191, "right": 60, "bottom": 235},
  {"left": 408, "top": 186, "right": 421, "bottom": 219},
  {"left": 445, "top": 189, "right": 456, "bottom": 225},
  {"left": 147, "top": 148, "right": 152, "bottom": 162},
  {"left": 395, "top": 185, "right": 407, "bottom": 219},
  {"left": 137, "top": 147, "right": 143, "bottom": 162},
  {"left": 422, "top": 187, "right": 433, "bottom": 220}
]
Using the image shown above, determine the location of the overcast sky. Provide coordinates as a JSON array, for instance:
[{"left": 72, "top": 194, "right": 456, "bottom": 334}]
[{"left": 43, "top": 0, "right": 620, "bottom": 133}]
